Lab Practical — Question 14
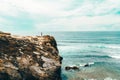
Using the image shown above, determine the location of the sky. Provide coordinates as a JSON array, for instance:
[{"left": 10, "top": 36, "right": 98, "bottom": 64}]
[{"left": 0, "top": 0, "right": 120, "bottom": 34}]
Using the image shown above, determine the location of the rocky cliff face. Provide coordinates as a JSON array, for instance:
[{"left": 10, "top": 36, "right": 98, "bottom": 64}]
[{"left": 0, "top": 32, "right": 62, "bottom": 80}]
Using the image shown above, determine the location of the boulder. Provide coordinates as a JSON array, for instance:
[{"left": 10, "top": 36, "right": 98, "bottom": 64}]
[
  {"left": 84, "top": 63, "right": 90, "bottom": 67},
  {"left": 65, "top": 66, "right": 79, "bottom": 71}
]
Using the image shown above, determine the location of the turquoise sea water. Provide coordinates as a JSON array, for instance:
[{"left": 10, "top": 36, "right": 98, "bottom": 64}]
[{"left": 45, "top": 31, "right": 120, "bottom": 80}]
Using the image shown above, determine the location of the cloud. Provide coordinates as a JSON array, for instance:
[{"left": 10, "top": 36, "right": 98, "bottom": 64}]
[
  {"left": 35, "top": 15, "right": 120, "bottom": 31},
  {"left": 2, "top": 0, "right": 119, "bottom": 17},
  {"left": 1, "top": 0, "right": 72, "bottom": 17},
  {"left": 63, "top": 0, "right": 120, "bottom": 16},
  {"left": 0, "top": 0, "right": 22, "bottom": 17},
  {"left": 0, "top": 0, "right": 120, "bottom": 34},
  {"left": 1, "top": 0, "right": 120, "bottom": 17}
]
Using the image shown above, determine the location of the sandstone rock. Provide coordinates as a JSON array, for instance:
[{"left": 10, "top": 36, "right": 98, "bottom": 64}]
[{"left": 0, "top": 32, "right": 62, "bottom": 80}]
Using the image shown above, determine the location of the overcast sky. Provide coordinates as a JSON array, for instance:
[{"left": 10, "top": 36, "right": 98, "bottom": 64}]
[{"left": 0, "top": 0, "right": 120, "bottom": 34}]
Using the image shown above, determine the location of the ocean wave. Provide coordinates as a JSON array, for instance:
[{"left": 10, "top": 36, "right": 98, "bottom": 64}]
[
  {"left": 88, "top": 44, "right": 120, "bottom": 49},
  {"left": 79, "top": 62, "right": 95, "bottom": 67},
  {"left": 84, "top": 55, "right": 111, "bottom": 58},
  {"left": 84, "top": 77, "right": 117, "bottom": 80},
  {"left": 64, "top": 55, "right": 111, "bottom": 58},
  {"left": 109, "top": 55, "right": 120, "bottom": 59},
  {"left": 106, "top": 45, "right": 120, "bottom": 49},
  {"left": 104, "top": 77, "right": 117, "bottom": 80}
]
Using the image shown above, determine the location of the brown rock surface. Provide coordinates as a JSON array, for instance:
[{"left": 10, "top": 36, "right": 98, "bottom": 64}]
[{"left": 0, "top": 31, "right": 62, "bottom": 80}]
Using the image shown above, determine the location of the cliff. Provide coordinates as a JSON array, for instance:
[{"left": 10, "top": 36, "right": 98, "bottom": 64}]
[{"left": 0, "top": 32, "right": 62, "bottom": 80}]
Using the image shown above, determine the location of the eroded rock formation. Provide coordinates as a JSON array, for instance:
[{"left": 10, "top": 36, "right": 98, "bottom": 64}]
[{"left": 0, "top": 31, "right": 62, "bottom": 80}]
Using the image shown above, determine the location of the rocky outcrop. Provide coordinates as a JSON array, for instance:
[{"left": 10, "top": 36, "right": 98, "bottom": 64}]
[
  {"left": 65, "top": 66, "right": 79, "bottom": 71},
  {"left": 0, "top": 31, "right": 62, "bottom": 80}
]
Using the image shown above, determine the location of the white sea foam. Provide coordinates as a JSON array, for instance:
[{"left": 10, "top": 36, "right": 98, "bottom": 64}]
[
  {"left": 79, "top": 63, "right": 87, "bottom": 67},
  {"left": 89, "top": 62, "right": 94, "bottom": 65},
  {"left": 88, "top": 44, "right": 120, "bottom": 49},
  {"left": 84, "top": 77, "right": 117, "bottom": 80},
  {"left": 104, "top": 77, "right": 117, "bottom": 80},
  {"left": 85, "top": 79, "right": 96, "bottom": 80},
  {"left": 109, "top": 55, "right": 120, "bottom": 59},
  {"left": 107, "top": 45, "right": 120, "bottom": 49},
  {"left": 79, "top": 62, "right": 95, "bottom": 67}
]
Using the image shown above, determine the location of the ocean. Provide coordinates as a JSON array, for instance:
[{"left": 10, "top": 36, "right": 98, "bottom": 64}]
[{"left": 45, "top": 31, "right": 120, "bottom": 80}]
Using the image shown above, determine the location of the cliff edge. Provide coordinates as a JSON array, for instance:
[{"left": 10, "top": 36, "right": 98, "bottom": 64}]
[{"left": 0, "top": 32, "right": 62, "bottom": 80}]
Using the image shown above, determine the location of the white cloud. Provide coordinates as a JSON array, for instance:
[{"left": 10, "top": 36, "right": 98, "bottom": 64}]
[
  {"left": 1, "top": 0, "right": 73, "bottom": 17},
  {"left": 0, "top": 0, "right": 120, "bottom": 32},
  {"left": 35, "top": 15, "right": 120, "bottom": 31},
  {"left": 1, "top": 0, "right": 120, "bottom": 17},
  {"left": 64, "top": 0, "right": 120, "bottom": 16},
  {"left": 0, "top": 0, "right": 20, "bottom": 17}
]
